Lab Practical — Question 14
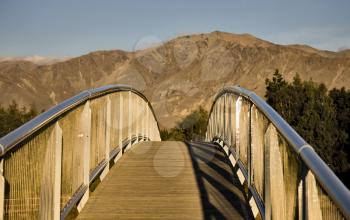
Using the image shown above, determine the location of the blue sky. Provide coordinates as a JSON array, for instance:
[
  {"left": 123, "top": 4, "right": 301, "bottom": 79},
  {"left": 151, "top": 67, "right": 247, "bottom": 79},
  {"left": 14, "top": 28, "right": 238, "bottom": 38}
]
[{"left": 0, "top": 0, "right": 349, "bottom": 57}]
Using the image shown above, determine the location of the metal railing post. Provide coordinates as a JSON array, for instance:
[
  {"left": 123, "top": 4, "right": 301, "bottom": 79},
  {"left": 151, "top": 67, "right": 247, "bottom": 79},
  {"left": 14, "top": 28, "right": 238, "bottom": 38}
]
[
  {"left": 141, "top": 101, "right": 145, "bottom": 141},
  {"left": 223, "top": 95, "right": 226, "bottom": 142},
  {"left": 100, "top": 97, "right": 111, "bottom": 180},
  {"left": 53, "top": 122, "right": 62, "bottom": 220},
  {"left": 150, "top": 117, "right": 153, "bottom": 141},
  {"left": 210, "top": 116, "right": 212, "bottom": 141},
  {"left": 139, "top": 101, "right": 143, "bottom": 142},
  {"left": 115, "top": 93, "right": 123, "bottom": 163},
  {"left": 77, "top": 101, "right": 91, "bottom": 212},
  {"left": 0, "top": 159, "right": 3, "bottom": 220},
  {"left": 134, "top": 97, "right": 139, "bottom": 144},
  {"left": 298, "top": 163, "right": 307, "bottom": 220},
  {"left": 217, "top": 100, "right": 221, "bottom": 142},
  {"left": 227, "top": 95, "right": 231, "bottom": 147},
  {"left": 216, "top": 104, "right": 219, "bottom": 140},
  {"left": 213, "top": 109, "right": 215, "bottom": 140},
  {"left": 217, "top": 104, "right": 220, "bottom": 139},
  {"left": 215, "top": 105, "right": 217, "bottom": 138},
  {"left": 264, "top": 123, "right": 272, "bottom": 220},
  {"left": 150, "top": 117, "right": 154, "bottom": 141},
  {"left": 235, "top": 97, "right": 242, "bottom": 159},
  {"left": 305, "top": 170, "right": 323, "bottom": 220},
  {"left": 37, "top": 122, "right": 63, "bottom": 220},
  {"left": 206, "top": 117, "right": 210, "bottom": 141},
  {"left": 213, "top": 114, "right": 215, "bottom": 141},
  {"left": 146, "top": 103, "right": 151, "bottom": 140},
  {"left": 220, "top": 98, "right": 224, "bottom": 140},
  {"left": 127, "top": 91, "right": 132, "bottom": 150},
  {"left": 212, "top": 108, "right": 215, "bottom": 140},
  {"left": 247, "top": 102, "right": 252, "bottom": 187},
  {"left": 213, "top": 105, "right": 216, "bottom": 140},
  {"left": 208, "top": 117, "right": 211, "bottom": 141}
]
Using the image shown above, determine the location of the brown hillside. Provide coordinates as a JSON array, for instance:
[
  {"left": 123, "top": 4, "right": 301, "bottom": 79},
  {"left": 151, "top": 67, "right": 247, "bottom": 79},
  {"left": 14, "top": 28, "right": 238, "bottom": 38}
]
[{"left": 1, "top": 31, "right": 349, "bottom": 128}]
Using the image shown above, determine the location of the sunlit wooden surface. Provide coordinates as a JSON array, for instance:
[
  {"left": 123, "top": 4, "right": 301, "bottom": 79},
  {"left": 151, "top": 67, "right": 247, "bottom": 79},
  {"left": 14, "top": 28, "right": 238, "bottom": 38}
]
[{"left": 77, "top": 141, "right": 252, "bottom": 220}]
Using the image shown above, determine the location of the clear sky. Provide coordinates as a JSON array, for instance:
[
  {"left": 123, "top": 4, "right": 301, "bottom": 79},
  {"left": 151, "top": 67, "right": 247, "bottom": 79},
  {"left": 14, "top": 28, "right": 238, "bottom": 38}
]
[{"left": 0, "top": 0, "right": 349, "bottom": 57}]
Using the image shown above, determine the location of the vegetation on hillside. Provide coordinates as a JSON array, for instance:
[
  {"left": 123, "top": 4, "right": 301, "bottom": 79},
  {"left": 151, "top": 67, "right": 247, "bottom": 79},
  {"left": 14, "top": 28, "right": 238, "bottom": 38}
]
[
  {"left": 266, "top": 70, "right": 350, "bottom": 185},
  {"left": 0, "top": 101, "right": 38, "bottom": 138},
  {"left": 160, "top": 106, "right": 208, "bottom": 141},
  {"left": 329, "top": 87, "right": 350, "bottom": 158}
]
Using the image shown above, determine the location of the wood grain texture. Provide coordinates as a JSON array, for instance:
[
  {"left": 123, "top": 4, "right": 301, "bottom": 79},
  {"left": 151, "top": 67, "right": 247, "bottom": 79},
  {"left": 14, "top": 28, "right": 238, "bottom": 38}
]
[{"left": 77, "top": 141, "right": 253, "bottom": 220}]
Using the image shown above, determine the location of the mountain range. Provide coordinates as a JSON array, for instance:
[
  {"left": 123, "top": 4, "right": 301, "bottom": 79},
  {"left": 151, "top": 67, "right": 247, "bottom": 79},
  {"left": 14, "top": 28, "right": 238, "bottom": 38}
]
[{"left": 1, "top": 31, "right": 350, "bottom": 128}]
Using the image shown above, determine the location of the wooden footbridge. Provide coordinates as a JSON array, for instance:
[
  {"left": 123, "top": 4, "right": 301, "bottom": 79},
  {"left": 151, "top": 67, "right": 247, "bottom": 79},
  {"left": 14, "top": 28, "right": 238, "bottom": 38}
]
[{"left": 0, "top": 85, "right": 349, "bottom": 220}]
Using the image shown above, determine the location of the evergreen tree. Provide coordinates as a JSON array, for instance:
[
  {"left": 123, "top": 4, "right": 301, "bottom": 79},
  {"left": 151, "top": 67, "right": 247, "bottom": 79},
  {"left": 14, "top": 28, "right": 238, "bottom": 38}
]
[
  {"left": 329, "top": 87, "right": 350, "bottom": 149},
  {"left": 265, "top": 70, "right": 348, "bottom": 173},
  {"left": 329, "top": 87, "right": 350, "bottom": 185},
  {"left": 178, "top": 106, "right": 208, "bottom": 141},
  {"left": 161, "top": 106, "right": 208, "bottom": 141},
  {"left": 0, "top": 101, "right": 38, "bottom": 138}
]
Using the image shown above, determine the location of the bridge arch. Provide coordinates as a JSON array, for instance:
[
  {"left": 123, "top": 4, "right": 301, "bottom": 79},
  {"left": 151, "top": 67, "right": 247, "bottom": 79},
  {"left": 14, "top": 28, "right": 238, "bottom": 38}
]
[{"left": 0, "top": 85, "right": 161, "bottom": 219}]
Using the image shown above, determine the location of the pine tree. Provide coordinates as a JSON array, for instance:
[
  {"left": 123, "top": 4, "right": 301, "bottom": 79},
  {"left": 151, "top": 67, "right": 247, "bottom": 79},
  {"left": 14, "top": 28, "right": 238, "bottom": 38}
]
[
  {"left": 0, "top": 101, "right": 38, "bottom": 137},
  {"left": 265, "top": 70, "right": 348, "bottom": 173}
]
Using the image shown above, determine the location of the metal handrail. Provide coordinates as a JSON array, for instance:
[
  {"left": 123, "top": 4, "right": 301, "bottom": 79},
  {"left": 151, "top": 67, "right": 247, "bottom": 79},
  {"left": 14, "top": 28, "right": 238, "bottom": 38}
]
[
  {"left": 0, "top": 84, "right": 160, "bottom": 157},
  {"left": 207, "top": 86, "right": 350, "bottom": 219}
]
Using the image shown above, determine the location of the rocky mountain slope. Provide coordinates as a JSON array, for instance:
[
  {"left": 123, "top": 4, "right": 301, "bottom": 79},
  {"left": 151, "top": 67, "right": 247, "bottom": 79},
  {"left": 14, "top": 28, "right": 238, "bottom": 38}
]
[{"left": 1, "top": 31, "right": 350, "bottom": 128}]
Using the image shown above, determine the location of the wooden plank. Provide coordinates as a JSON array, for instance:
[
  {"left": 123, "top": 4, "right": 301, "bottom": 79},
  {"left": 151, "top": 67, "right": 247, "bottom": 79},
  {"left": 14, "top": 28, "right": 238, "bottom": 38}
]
[{"left": 76, "top": 141, "right": 253, "bottom": 220}]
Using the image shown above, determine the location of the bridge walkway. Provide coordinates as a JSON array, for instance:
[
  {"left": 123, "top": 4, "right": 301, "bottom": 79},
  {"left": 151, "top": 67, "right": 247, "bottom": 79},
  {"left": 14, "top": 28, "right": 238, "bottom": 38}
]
[{"left": 77, "top": 141, "right": 253, "bottom": 220}]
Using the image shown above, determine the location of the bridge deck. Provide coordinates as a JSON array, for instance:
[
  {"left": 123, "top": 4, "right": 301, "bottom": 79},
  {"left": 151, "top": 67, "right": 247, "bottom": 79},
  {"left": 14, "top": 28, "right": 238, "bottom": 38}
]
[{"left": 77, "top": 141, "right": 253, "bottom": 220}]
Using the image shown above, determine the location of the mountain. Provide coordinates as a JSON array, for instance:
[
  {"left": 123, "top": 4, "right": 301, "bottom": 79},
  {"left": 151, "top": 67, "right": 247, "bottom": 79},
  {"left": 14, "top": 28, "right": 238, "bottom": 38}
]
[{"left": 1, "top": 31, "right": 350, "bottom": 128}]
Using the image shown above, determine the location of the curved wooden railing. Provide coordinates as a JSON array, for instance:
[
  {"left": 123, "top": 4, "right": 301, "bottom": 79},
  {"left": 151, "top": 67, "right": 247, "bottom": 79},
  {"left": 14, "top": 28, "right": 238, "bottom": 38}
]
[
  {"left": 0, "top": 85, "right": 161, "bottom": 220},
  {"left": 205, "top": 86, "right": 350, "bottom": 220}
]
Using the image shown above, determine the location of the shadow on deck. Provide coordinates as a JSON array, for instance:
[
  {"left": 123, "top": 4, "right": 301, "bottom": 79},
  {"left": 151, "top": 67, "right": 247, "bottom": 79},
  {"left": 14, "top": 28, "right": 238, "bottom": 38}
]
[{"left": 186, "top": 141, "right": 253, "bottom": 220}]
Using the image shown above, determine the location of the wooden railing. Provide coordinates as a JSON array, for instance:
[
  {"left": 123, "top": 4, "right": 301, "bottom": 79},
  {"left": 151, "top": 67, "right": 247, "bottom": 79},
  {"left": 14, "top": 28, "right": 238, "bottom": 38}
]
[
  {"left": 0, "top": 85, "right": 161, "bottom": 220},
  {"left": 206, "top": 86, "right": 350, "bottom": 220}
]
